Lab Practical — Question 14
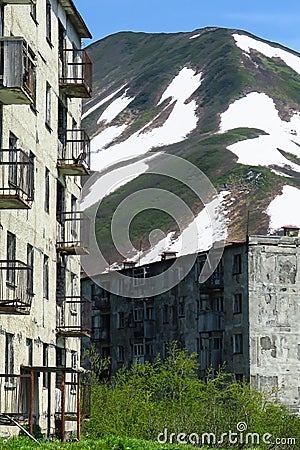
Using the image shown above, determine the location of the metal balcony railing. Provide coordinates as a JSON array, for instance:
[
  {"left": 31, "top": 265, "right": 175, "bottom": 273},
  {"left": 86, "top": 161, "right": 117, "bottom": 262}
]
[
  {"left": 0, "top": 260, "right": 34, "bottom": 314},
  {"left": 59, "top": 49, "right": 92, "bottom": 98},
  {"left": 0, "top": 373, "right": 31, "bottom": 424},
  {"left": 56, "top": 296, "right": 92, "bottom": 337},
  {"left": 58, "top": 129, "right": 90, "bottom": 176},
  {"left": 0, "top": 37, "right": 36, "bottom": 104},
  {"left": 0, "top": 149, "right": 34, "bottom": 209},
  {"left": 56, "top": 211, "right": 90, "bottom": 255}
]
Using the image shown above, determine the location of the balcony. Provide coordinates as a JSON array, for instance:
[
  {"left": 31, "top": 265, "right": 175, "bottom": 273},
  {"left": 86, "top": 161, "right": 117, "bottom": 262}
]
[
  {"left": 56, "top": 296, "right": 92, "bottom": 338},
  {"left": 0, "top": 373, "right": 31, "bottom": 426},
  {"left": 201, "top": 273, "right": 224, "bottom": 291},
  {"left": 198, "top": 311, "right": 224, "bottom": 332},
  {"left": 58, "top": 129, "right": 90, "bottom": 176},
  {"left": 0, "top": 149, "right": 34, "bottom": 209},
  {"left": 92, "top": 296, "right": 110, "bottom": 311},
  {"left": 0, "top": 38, "right": 35, "bottom": 104},
  {"left": 0, "top": 260, "right": 34, "bottom": 314},
  {"left": 59, "top": 49, "right": 92, "bottom": 98},
  {"left": 56, "top": 211, "right": 89, "bottom": 255}
]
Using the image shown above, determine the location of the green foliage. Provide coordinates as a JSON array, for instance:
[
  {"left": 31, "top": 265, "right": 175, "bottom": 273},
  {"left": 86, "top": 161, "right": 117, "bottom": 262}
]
[{"left": 82, "top": 343, "right": 300, "bottom": 449}]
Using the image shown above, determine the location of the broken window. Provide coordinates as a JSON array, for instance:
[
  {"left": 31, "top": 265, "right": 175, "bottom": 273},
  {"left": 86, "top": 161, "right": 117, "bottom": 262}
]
[
  {"left": 232, "top": 254, "right": 242, "bottom": 274},
  {"left": 6, "top": 232, "right": 16, "bottom": 285},
  {"left": 233, "top": 333, "right": 243, "bottom": 354},
  {"left": 5, "top": 333, "right": 14, "bottom": 382},
  {"left": 233, "top": 293, "right": 242, "bottom": 314},
  {"left": 43, "top": 255, "right": 49, "bottom": 299}
]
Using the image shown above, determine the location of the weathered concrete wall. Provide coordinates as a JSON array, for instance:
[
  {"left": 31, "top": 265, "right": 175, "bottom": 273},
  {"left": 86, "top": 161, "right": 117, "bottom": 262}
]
[
  {"left": 0, "top": 0, "right": 86, "bottom": 436},
  {"left": 248, "top": 236, "right": 300, "bottom": 411}
]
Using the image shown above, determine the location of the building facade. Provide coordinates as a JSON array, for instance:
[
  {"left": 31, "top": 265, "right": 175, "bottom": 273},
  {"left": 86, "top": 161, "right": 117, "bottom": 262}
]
[
  {"left": 0, "top": 0, "right": 92, "bottom": 439},
  {"left": 83, "top": 233, "right": 300, "bottom": 412}
]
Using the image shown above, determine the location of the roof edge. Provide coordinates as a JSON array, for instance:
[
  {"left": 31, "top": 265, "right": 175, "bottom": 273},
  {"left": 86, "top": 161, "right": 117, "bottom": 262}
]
[{"left": 59, "top": 0, "right": 92, "bottom": 39}]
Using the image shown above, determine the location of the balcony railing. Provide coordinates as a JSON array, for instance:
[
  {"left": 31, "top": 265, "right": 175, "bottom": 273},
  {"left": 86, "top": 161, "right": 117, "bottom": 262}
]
[
  {"left": 198, "top": 311, "right": 224, "bottom": 332},
  {"left": 0, "top": 149, "right": 34, "bottom": 209},
  {"left": 0, "top": 373, "right": 31, "bottom": 424},
  {"left": 0, "top": 37, "right": 35, "bottom": 104},
  {"left": 0, "top": 260, "right": 34, "bottom": 314},
  {"left": 58, "top": 129, "right": 91, "bottom": 176},
  {"left": 56, "top": 211, "right": 90, "bottom": 255},
  {"left": 59, "top": 49, "right": 92, "bottom": 98},
  {"left": 56, "top": 296, "right": 92, "bottom": 337}
]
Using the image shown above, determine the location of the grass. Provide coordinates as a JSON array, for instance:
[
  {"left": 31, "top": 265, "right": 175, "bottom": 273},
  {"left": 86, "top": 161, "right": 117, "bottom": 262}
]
[{"left": 0, "top": 436, "right": 263, "bottom": 449}]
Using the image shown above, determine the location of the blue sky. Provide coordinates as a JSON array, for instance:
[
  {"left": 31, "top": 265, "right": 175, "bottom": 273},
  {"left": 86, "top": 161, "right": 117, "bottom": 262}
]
[{"left": 75, "top": 0, "right": 300, "bottom": 52}]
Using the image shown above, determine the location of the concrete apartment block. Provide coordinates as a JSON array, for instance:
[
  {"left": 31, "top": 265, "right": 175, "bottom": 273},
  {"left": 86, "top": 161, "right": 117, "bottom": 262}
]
[
  {"left": 82, "top": 232, "right": 300, "bottom": 413},
  {"left": 0, "top": 0, "right": 92, "bottom": 440}
]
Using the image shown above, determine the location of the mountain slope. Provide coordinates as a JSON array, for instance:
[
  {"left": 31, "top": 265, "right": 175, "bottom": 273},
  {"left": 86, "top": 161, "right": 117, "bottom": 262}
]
[{"left": 81, "top": 27, "right": 300, "bottom": 266}]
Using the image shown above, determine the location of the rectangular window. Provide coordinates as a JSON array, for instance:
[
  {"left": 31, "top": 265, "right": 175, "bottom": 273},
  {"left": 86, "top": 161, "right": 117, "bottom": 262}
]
[
  {"left": 178, "top": 300, "right": 185, "bottom": 317},
  {"left": 146, "top": 306, "right": 154, "bottom": 320},
  {"left": 44, "top": 168, "right": 50, "bottom": 212},
  {"left": 43, "top": 255, "right": 49, "bottom": 299},
  {"left": 145, "top": 343, "right": 154, "bottom": 356},
  {"left": 233, "top": 293, "right": 242, "bottom": 314},
  {"left": 42, "top": 343, "right": 49, "bottom": 388},
  {"left": 7, "top": 232, "right": 16, "bottom": 285},
  {"left": 26, "top": 338, "right": 33, "bottom": 366},
  {"left": 5, "top": 333, "right": 14, "bottom": 381},
  {"left": 163, "top": 304, "right": 169, "bottom": 323},
  {"left": 117, "top": 345, "right": 124, "bottom": 362},
  {"left": 213, "top": 296, "right": 224, "bottom": 312},
  {"left": 233, "top": 254, "right": 242, "bottom": 274},
  {"left": 27, "top": 244, "right": 34, "bottom": 294},
  {"left": 233, "top": 334, "right": 243, "bottom": 354},
  {"left": 56, "top": 347, "right": 66, "bottom": 367},
  {"left": 133, "top": 343, "right": 144, "bottom": 357},
  {"left": 133, "top": 307, "right": 143, "bottom": 322},
  {"left": 117, "top": 311, "right": 125, "bottom": 328},
  {"left": 8, "top": 132, "right": 17, "bottom": 186},
  {"left": 45, "top": 83, "right": 51, "bottom": 129},
  {"left": 213, "top": 337, "right": 223, "bottom": 350},
  {"left": 46, "top": 1, "right": 52, "bottom": 44}
]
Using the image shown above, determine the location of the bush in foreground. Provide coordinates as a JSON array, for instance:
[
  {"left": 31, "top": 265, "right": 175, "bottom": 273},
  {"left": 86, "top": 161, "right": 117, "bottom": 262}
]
[{"left": 83, "top": 343, "right": 300, "bottom": 449}]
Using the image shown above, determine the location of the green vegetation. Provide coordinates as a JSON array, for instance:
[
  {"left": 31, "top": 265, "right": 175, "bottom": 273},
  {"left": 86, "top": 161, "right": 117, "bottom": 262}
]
[
  {"left": 1, "top": 345, "right": 299, "bottom": 449},
  {"left": 82, "top": 344, "right": 300, "bottom": 449}
]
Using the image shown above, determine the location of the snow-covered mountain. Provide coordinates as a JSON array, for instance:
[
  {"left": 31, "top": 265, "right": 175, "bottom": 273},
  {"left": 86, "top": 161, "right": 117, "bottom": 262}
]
[{"left": 81, "top": 27, "right": 300, "bottom": 265}]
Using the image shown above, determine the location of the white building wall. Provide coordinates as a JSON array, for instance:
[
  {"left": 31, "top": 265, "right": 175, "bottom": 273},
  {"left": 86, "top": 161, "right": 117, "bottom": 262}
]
[{"left": 0, "top": 0, "right": 91, "bottom": 437}]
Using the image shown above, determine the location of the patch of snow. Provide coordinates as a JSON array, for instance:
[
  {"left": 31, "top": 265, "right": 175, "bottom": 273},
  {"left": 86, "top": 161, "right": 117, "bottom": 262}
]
[
  {"left": 82, "top": 153, "right": 160, "bottom": 210},
  {"left": 135, "top": 191, "right": 230, "bottom": 265},
  {"left": 97, "top": 89, "right": 135, "bottom": 124},
  {"left": 91, "top": 125, "right": 127, "bottom": 170},
  {"left": 219, "top": 92, "right": 300, "bottom": 173},
  {"left": 270, "top": 169, "right": 292, "bottom": 178},
  {"left": 91, "top": 67, "right": 202, "bottom": 172},
  {"left": 233, "top": 33, "right": 300, "bottom": 75},
  {"left": 266, "top": 185, "right": 300, "bottom": 231},
  {"left": 82, "top": 84, "right": 127, "bottom": 120},
  {"left": 189, "top": 34, "right": 201, "bottom": 40},
  {"left": 158, "top": 67, "right": 202, "bottom": 105}
]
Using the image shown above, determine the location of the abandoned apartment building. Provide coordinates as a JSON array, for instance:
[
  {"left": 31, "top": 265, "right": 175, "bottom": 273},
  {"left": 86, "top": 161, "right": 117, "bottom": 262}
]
[
  {"left": 82, "top": 228, "right": 300, "bottom": 413},
  {"left": 0, "top": 0, "right": 92, "bottom": 440}
]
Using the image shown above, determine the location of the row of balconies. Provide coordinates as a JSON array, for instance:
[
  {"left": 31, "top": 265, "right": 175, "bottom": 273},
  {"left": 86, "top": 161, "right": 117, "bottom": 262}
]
[
  {"left": 0, "top": 261, "right": 91, "bottom": 334},
  {"left": 0, "top": 130, "right": 90, "bottom": 209},
  {"left": 0, "top": 37, "right": 92, "bottom": 104}
]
